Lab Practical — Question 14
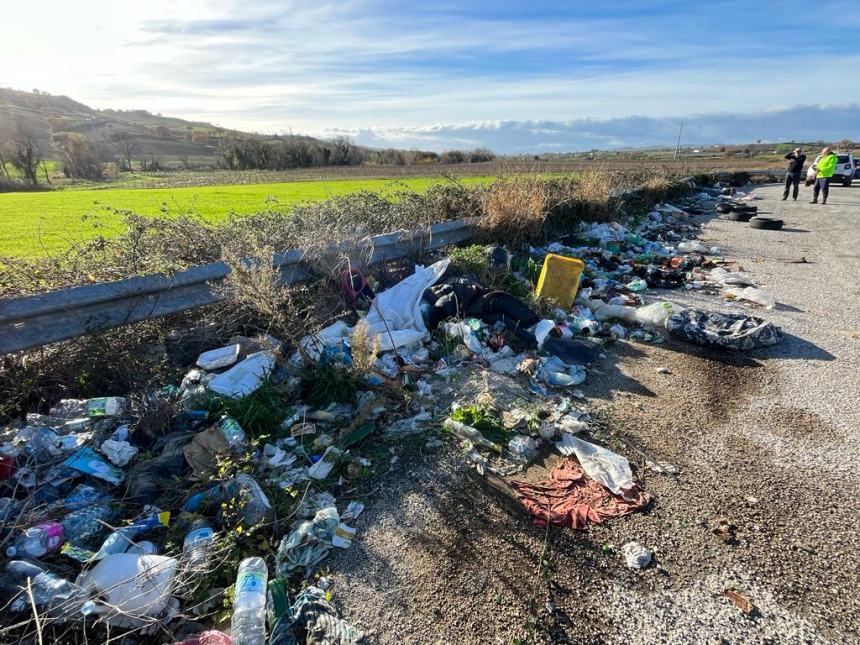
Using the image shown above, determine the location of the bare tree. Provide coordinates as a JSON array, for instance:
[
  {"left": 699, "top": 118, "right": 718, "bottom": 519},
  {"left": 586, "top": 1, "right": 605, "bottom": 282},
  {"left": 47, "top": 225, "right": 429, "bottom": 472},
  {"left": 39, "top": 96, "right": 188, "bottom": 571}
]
[
  {"left": 109, "top": 131, "right": 139, "bottom": 171},
  {"left": 9, "top": 124, "right": 46, "bottom": 186}
]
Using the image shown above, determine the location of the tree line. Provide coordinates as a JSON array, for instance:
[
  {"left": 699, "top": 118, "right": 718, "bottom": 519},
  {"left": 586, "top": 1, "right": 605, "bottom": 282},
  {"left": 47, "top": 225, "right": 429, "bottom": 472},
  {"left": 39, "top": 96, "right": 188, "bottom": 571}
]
[{"left": 0, "top": 121, "right": 496, "bottom": 187}]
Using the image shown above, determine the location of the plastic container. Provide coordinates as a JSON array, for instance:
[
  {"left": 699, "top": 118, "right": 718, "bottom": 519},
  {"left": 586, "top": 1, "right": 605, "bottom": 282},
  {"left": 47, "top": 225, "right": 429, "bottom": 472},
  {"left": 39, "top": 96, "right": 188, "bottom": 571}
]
[
  {"left": 197, "top": 344, "right": 241, "bottom": 370},
  {"left": 535, "top": 254, "right": 585, "bottom": 308},
  {"left": 6, "top": 522, "right": 64, "bottom": 557},
  {"left": 231, "top": 557, "right": 269, "bottom": 645}
]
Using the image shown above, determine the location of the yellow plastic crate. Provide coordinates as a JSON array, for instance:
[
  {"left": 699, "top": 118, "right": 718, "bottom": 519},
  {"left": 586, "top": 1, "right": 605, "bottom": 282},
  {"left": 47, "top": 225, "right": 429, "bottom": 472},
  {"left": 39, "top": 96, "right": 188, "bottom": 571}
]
[{"left": 535, "top": 254, "right": 584, "bottom": 307}]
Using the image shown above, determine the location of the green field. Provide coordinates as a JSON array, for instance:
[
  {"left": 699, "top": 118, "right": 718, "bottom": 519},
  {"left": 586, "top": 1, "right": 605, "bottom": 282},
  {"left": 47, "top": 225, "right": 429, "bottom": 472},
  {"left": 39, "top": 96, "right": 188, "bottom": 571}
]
[{"left": 0, "top": 176, "right": 492, "bottom": 257}]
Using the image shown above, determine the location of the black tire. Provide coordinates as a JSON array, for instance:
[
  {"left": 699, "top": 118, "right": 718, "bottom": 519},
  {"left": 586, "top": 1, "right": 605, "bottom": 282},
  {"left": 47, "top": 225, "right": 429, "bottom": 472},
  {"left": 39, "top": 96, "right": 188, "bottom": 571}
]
[
  {"left": 844, "top": 178, "right": 852, "bottom": 187},
  {"left": 726, "top": 211, "right": 754, "bottom": 222},
  {"left": 715, "top": 203, "right": 733, "bottom": 213},
  {"left": 749, "top": 217, "right": 784, "bottom": 231},
  {"left": 732, "top": 204, "right": 757, "bottom": 212}
]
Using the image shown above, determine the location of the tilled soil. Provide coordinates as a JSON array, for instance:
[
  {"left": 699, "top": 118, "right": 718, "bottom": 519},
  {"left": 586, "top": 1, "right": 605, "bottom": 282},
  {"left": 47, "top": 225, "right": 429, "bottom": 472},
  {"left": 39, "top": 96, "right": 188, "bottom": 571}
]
[{"left": 327, "top": 183, "right": 860, "bottom": 644}]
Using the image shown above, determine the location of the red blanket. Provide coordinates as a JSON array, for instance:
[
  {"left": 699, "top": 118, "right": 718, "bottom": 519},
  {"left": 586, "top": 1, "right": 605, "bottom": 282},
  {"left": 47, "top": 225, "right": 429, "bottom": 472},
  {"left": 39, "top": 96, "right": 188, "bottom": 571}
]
[{"left": 511, "top": 458, "right": 651, "bottom": 529}]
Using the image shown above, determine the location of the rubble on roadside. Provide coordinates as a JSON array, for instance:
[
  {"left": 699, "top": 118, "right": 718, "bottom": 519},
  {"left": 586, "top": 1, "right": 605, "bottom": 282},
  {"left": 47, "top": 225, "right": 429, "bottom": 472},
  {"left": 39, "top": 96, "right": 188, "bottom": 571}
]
[{"left": 0, "top": 180, "right": 785, "bottom": 643}]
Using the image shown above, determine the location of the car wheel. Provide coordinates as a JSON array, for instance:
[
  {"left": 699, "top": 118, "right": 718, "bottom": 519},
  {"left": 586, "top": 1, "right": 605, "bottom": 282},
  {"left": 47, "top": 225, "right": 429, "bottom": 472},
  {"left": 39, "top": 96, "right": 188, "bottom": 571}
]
[{"left": 749, "top": 217, "right": 784, "bottom": 231}]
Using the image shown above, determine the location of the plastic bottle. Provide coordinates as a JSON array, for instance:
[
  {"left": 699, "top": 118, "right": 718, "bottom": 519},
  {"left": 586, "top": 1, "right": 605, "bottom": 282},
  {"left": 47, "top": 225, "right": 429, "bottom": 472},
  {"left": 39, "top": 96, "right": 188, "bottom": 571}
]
[
  {"left": 91, "top": 511, "right": 170, "bottom": 560},
  {"left": 443, "top": 418, "right": 502, "bottom": 453},
  {"left": 183, "top": 520, "right": 214, "bottom": 570},
  {"left": 6, "top": 522, "right": 64, "bottom": 558},
  {"left": 61, "top": 503, "right": 117, "bottom": 544},
  {"left": 3, "top": 560, "right": 88, "bottom": 619},
  {"left": 231, "top": 557, "right": 269, "bottom": 645},
  {"left": 85, "top": 397, "right": 127, "bottom": 417},
  {"left": 218, "top": 415, "right": 247, "bottom": 450}
]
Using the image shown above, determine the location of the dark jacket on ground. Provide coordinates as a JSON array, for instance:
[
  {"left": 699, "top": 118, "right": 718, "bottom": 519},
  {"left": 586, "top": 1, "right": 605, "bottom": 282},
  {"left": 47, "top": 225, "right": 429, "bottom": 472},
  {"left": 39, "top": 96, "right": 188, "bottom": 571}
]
[{"left": 785, "top": 152, "right": 806, "bottom": 175}]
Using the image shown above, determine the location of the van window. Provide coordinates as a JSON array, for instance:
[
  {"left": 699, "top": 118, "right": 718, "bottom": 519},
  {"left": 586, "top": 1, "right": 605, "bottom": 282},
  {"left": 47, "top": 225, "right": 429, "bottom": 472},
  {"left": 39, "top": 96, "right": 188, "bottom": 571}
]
[{"left": 836, "top": 155, "right": 849, "bottom": 163}]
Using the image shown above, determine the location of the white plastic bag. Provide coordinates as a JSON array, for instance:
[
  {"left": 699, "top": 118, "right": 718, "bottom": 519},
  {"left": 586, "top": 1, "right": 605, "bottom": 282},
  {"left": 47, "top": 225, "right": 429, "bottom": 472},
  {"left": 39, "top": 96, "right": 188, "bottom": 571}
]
[
  {"left": 78, "top": 553, "right": 177, "bottom": 620},
  {"left": 555, "top": 434, "right": 636, "bottom": 499},
  {"left": 208, "top": 351, "right": 275, "bottom": 398},
  {"left": 364, "top": 259, "right": 449, "bottom": 351},
  {"left": 724, "top": 286, "right": 776, "bottom": 309},
  {"left": 589, "top": 300, "right": 637, "bottom": 323},
  {"left": 634, "top": 301, "right": 685, "bottom": 327}
]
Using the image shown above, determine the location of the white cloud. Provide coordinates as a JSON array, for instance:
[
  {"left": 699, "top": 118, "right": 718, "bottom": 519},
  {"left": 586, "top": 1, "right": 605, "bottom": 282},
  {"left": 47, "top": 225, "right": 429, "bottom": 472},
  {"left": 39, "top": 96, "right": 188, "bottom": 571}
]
[{"left": 2, "top": 1, "right": 858, "bottom": 148}]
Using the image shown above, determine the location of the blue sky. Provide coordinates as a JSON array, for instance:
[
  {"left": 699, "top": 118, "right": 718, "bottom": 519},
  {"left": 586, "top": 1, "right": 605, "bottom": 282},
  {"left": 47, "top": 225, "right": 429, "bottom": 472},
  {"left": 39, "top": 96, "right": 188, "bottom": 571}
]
[{"left": 3, "top": 0, "right": 859, "bottom": 151}]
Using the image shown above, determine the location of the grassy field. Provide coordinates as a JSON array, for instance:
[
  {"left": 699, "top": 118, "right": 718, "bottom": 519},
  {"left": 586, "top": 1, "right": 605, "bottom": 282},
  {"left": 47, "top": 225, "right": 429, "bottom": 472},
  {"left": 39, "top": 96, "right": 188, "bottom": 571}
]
[{"left": 0, "top": 176, "right": 493, "bottom": 257}]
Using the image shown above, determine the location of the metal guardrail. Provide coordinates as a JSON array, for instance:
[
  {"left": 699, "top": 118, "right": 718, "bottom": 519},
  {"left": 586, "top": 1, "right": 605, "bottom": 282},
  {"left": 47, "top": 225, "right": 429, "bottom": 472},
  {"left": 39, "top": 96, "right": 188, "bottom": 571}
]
[{"left": 0, "top": 218, "right": 479, "bottom": 355}]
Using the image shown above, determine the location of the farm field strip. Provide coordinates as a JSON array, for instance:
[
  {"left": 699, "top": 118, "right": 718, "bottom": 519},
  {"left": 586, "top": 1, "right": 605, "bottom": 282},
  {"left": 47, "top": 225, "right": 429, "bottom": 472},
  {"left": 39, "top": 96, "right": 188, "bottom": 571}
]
[{"left": 0, "top": 176, "right": 492, "bottom": 257}]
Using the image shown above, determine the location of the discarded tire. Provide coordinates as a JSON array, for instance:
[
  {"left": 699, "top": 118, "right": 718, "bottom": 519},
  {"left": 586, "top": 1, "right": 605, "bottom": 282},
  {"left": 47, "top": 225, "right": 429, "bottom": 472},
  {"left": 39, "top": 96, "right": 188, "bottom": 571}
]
[
  {"left": 716, "top": 203, "right": 757, "bottom": 215},
  {"left": 749, "top": 217, "right": 784, "bottom": 230},
  {"left": 726, "top": 211, "right": 754, "bottom": 222},
  {"left": 666, "top": 309, "right": 783, "bottom": 350}
]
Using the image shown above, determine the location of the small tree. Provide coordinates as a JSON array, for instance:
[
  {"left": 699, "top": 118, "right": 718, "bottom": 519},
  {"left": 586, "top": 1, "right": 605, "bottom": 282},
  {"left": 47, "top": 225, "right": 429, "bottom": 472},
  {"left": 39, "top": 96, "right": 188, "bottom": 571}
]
[
  {"left": 109, "top": 131, "right": 138, "bottom": 171},
  {"left": 53, "top": 132, "right": 104, "bottom": 180},
  {"left": 9, "top": 126, "right": 45, "bottom": 185}
]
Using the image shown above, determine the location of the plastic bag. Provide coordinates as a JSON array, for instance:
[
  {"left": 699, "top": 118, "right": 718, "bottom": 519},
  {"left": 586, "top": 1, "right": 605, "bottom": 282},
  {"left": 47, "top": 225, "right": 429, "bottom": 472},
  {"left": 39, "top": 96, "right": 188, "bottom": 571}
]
[
  {"left": 724, "top": 286, "right": 776, "bottom": 309},
  {"left": 78, "top": 553, "right": 178, "bottom": 621},
  {"left": 634, "top": 301, "right": 685, "bottom": 327},
  {"left": 364, "top": 259, "right": 449, "bottom": 351},
  {"left": 555, "top": 434, "right": 636, "bottom": 499},
  {"left": 589, "top": 300, "right": 637, "bottom": 323}
]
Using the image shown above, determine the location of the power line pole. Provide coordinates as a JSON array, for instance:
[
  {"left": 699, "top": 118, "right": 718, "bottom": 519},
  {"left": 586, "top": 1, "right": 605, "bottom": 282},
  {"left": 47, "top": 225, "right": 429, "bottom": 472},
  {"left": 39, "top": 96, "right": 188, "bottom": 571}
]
[{"left": 673, "top": 120, "right": 684, "bottom": 160}]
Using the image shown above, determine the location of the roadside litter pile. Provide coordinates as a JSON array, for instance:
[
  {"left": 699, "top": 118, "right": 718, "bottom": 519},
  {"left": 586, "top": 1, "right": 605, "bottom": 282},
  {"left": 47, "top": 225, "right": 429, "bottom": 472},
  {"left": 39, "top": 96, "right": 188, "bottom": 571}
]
[{"left": 0, "top": 182, "right": 784, "bottom": 643}]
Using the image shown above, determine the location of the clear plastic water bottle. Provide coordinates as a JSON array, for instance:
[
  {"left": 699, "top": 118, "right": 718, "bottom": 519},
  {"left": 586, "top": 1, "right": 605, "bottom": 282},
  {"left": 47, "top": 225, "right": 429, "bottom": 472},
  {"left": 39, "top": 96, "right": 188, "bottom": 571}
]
[
  {"left": 2, "top": 560, "right": 88, "bottom": 619},
  {"left": 6, "top": 522, "right": 64, "bottom": 558},
  {"left": 183, "top": 520, "right": 214, "bottom": 571},
  {"left": 85, "top": 396, "right": 127, "bottom": 417},
  {"left": 231, "top": 557, "right": 269, "bottom": 645},
  {"left": 61, "top": 503, "right": 117, "bottom": 544},
  {"left": 218, "top": 415, "right": 247, "bottom": 450}
]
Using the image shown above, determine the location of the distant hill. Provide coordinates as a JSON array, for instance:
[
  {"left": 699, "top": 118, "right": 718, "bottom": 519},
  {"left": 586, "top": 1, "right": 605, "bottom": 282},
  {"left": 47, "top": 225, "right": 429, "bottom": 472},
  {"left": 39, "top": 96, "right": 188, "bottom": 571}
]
[{"left": 0, "top": 87, "right": 327, "bottom": 162}]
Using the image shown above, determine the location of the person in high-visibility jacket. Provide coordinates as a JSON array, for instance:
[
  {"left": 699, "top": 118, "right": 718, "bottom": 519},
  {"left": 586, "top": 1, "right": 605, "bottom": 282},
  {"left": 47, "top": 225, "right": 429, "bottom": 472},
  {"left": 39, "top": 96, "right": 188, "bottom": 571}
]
[{"left": 811, "top": 146, "right": 837, "bottom": 204}]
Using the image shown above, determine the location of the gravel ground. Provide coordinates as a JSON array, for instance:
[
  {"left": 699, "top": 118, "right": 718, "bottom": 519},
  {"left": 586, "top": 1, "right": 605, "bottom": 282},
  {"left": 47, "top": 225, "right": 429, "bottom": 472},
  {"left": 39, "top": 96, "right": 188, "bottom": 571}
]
[{"left": 326, "top": 182, "right": 860, "bottom": 644}]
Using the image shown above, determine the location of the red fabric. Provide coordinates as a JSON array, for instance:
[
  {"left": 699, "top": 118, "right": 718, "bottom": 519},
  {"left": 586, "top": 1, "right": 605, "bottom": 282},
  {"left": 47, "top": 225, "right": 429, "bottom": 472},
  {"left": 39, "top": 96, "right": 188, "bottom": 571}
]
[{"left": 510, "top": 458, "right": 650, "bottom": 529}]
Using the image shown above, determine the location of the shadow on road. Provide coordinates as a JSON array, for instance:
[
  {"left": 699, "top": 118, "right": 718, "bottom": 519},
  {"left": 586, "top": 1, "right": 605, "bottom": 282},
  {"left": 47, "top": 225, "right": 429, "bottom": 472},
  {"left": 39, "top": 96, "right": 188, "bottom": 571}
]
[{"left": 759, "top": 332, "right": 836, "bottom": 361}]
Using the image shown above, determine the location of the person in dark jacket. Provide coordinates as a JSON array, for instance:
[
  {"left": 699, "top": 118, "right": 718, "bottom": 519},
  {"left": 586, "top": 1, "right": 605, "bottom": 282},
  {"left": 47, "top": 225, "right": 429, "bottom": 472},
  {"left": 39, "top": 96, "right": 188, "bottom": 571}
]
[{"left": 782, "top": 147, "right": 805, "bottom": 200}]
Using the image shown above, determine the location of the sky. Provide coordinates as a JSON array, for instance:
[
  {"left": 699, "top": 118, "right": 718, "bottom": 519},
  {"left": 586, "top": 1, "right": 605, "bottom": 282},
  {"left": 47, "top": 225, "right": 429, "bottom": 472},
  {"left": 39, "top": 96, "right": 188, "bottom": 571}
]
[{"left": 3, "top": 0, "right": 859, "bottom": 152}]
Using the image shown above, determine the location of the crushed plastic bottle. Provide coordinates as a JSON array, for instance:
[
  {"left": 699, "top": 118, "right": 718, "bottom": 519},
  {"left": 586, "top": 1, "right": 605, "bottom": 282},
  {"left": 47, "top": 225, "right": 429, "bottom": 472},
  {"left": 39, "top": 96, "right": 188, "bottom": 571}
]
[
  {"left": 3, "top": 560, "right": 89, "bottom": 619},
  {"left": 231, "top": 557, "right": 269, "bottom": 645},
  {"left": 6, "top": 521, "right": 64, "bottom": 558}
]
